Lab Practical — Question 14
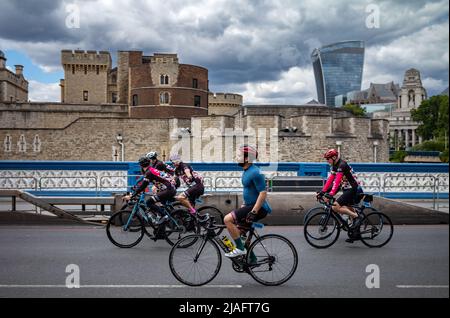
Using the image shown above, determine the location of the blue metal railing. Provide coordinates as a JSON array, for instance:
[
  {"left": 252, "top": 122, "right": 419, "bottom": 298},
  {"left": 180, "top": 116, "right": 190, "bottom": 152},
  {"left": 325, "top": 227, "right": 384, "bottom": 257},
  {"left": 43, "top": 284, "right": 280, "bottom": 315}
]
[{"left": 1, "top": 161, "right": 448, "bottom": 199}]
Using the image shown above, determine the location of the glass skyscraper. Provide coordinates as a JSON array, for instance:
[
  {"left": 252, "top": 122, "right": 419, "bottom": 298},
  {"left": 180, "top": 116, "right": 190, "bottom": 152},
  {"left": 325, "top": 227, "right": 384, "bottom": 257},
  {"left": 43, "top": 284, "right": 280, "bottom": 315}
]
[{"left": 311, "top": 41, "right": 365, "bottom": 106}]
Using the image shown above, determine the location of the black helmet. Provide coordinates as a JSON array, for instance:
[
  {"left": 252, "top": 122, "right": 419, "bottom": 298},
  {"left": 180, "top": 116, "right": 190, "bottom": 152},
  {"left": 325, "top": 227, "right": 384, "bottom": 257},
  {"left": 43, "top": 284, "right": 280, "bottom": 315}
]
[{"left": 138, "top": 156, "right": 150, "bottom": 167}]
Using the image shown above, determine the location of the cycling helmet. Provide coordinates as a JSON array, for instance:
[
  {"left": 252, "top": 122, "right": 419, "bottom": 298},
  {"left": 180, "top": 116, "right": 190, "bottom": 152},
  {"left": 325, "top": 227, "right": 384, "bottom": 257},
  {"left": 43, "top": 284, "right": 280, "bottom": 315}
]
[
  {"left": 169, "top": 154, "right": 182, "bottom": 164},
  {"left": 138, "top": 156, "right": 151, "bottom": 167},
  {"left": 146, "top": 151, "right": 158, "bottom": 160},
  {"left": 324, "top": 149, "right": 339, "bottom": 159},
  {"left": 239, "top": 144, "right": 258, "bottom": 160}
]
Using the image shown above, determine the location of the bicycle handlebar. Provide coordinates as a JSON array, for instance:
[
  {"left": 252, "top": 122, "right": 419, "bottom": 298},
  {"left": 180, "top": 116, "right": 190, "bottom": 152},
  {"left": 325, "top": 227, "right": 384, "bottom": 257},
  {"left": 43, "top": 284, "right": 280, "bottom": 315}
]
[{"left": 317, "top": 196, "right": 335, "bottom": 206}]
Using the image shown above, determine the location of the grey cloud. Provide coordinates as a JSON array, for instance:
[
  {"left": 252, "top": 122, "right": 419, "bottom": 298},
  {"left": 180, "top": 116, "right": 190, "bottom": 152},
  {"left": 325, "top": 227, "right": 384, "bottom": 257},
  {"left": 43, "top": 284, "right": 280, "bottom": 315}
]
[{"left": 0, "top": 0, "right": 447, "bottom": 101}]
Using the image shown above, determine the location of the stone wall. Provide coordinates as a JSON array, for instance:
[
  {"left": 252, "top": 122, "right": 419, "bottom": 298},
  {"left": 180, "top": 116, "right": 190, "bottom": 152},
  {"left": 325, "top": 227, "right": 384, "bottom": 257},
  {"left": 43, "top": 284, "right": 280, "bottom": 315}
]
[{"left": 0, "top": 102, "right": 390, "bottom": 163}]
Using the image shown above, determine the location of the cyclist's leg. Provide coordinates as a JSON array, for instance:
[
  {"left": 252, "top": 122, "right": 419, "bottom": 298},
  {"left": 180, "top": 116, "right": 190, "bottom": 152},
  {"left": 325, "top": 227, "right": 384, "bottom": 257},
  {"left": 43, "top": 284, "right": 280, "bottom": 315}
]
[
  {"left": 152, "top": 188, "right": 177, "bottom": 237},
  {"left": 335, "top": 189, "right": 359, "bottom": 219},
  {"left": 224, "top": 206, "right": 253, "bottom": 256},
  {"left": 177, "top": 184, "right": 204, "bottom": 215},
  {"left": 145, "top": 194, "right": 163, "bottom": 216}
]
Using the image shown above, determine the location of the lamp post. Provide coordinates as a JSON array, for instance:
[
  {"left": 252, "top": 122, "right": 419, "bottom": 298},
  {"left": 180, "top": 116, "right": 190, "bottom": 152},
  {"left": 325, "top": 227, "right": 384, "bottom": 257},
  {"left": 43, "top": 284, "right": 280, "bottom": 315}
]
[
  {"left": 116, "top": 134, "right": 124, "bottom": 162},
  {"left": 373, "top": 140, "right": 379, "bottom": 163},
  {"left": 335, "top": 140, "right": 342, "bottom": 156}
]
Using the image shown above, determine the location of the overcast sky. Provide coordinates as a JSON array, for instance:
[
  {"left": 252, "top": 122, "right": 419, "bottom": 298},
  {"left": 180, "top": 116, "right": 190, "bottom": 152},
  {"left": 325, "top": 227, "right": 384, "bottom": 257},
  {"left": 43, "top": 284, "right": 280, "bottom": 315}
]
[{"left": 0, "top": 0, "right": 448, "bottom": 103}]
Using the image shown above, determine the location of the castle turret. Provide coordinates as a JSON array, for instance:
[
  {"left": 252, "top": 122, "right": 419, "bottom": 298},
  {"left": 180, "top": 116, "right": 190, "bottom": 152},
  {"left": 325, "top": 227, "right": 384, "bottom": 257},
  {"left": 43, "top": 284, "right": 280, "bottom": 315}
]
[
  {"left": 208, "top": 93, "right": 243, "bottom": 116},
  {"left": 61, "top": 50, "right": 112, "bottom": 104}
]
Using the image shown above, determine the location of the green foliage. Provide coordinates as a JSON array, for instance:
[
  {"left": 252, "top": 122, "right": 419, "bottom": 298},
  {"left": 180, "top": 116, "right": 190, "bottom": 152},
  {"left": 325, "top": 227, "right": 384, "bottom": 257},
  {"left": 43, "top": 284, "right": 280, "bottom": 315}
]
[
  {"left": 389, "top": 150, "right": 408, "bottom": 163},
  {"left": 342, "top": 103, "right": 367, "bottom": 117},
  {"left": 412, "top": 139, "right": 446, "bottom": 152},
  {"left": 411, "top": 95, "right": 449, "bottom": 141}
]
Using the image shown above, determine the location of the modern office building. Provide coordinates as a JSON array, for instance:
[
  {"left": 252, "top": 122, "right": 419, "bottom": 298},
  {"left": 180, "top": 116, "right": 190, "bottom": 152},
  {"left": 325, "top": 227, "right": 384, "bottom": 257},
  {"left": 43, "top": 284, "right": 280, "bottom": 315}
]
[{"left": 311, "top": 41, "right": 365, "bottom": 106}]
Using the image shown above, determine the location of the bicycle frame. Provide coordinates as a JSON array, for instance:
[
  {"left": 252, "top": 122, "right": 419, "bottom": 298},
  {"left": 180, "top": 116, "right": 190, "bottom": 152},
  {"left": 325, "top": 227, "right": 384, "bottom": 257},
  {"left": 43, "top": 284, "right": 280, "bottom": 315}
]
[
  {"left": 123, "top": 193, "right": 184, "bottom": 233},
  {"left": 193, "top": 223, "right": 268, "bottom": 271}
]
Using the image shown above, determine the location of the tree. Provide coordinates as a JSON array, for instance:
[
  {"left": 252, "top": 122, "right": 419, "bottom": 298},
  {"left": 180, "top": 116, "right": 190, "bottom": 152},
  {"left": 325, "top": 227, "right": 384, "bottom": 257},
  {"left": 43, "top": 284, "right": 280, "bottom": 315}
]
[
  {"left": 411, "top": 95, "right": 449, "bottom": 141},
  {"left": 342, "top": 103, "right": 367, "bottom": 117}
]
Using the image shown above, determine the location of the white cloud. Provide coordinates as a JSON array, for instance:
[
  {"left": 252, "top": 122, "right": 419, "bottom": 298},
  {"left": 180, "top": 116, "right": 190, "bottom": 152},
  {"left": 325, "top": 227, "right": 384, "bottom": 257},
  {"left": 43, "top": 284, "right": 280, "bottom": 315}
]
[
  {"left": 362, "top": 21, "right": 449, "bottom": 93},
  {"left": 0, "top": 0, "right": 447, "bottom": 103},
  {"left": 28, "top": 80, "right": 60, "bottom": 102},
  {"left": 238, "top": 66, "right": 316, "bottom": 104},
  {"left": 422, "top": 77, "right": 448, "bottom": 95}
]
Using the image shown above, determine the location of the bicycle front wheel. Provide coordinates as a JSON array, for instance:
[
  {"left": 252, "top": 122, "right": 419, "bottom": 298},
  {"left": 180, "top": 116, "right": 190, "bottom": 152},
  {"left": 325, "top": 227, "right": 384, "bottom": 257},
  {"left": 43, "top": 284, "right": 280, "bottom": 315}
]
[
  {"left": 106, "top": 210, "right": 144, "bottom": 248},
  {"left": 359, "top": 212, "right": 394, "bottom": 248},
  {"left": 247, "top": 234, "right": 298, "bottom": 286},
  {"left": 169, "top": 235, "right": 222, "bottom": 286},
  {"left": 303, "top": 206, "right": 326, "bottom": 224},
  {"left": 304, "top": 211, "right": 340, "bottom": 248},
  {"left": 197, "top": 206, "right": 225, "bottom": 235}
]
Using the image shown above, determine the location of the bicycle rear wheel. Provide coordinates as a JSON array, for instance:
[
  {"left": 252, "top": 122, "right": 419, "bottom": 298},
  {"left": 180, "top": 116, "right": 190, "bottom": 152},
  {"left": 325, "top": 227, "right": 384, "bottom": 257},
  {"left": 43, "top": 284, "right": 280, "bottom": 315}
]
[
  {"left": 359, "top": 212, "right": 394, "bottom": 248},
  {"left": 304, "top": 211, "right": 340, "bottom": 248},
  {"left": 247, "top": 234, "right": 298, "bottom": 286},
  {"left": 106, "top": 210, "right": 144, "bottom": 248},
  {"left": 169, "top": 235, "right": 222, "bottom": 286}
]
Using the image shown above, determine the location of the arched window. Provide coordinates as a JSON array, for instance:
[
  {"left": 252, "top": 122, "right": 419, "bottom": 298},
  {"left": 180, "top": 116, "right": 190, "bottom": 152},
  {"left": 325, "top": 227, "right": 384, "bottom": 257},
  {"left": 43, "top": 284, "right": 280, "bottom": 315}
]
[
  {"left": 18, "top": 135, "right": 26, "bottom": 153},
  {"left": 4, "top": 135, "right": 12, "bottom": 153},
  {"left": 160, "top": 92, "right": 170, "bottom": 105},
  {"left": 160, "top": 74, "right": 169, "bottom": 85},
  {"left": 33, "top": 135, "right": 41, "bottom": 153}
]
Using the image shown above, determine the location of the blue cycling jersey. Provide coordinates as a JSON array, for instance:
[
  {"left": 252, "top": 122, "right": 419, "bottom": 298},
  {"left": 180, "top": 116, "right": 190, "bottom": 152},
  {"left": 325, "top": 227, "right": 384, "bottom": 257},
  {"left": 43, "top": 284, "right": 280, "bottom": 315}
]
[{"left": 242, "top": 165, "right": 272, "bottom": 214}]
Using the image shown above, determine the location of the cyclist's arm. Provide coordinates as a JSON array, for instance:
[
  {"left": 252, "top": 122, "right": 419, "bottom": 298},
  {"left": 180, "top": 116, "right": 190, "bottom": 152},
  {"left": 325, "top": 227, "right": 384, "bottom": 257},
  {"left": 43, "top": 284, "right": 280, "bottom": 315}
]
[
  {"left": 329, "top": 172, "right": 343, "bottom": 196},
  {"left": 252, "top": 173, "right": 268, "bottom": 213},
  {"left": 184, "top": 168, "right": 193, "bottom": 179},
  {"left": 322, "top": 174, "right": 335, "bottom": 193},
  {"left": 252, "top": 191, "right": 267, "bottom": 212},
  {"left": 131, "top": 177, "right": 150, "bottom": 198}
]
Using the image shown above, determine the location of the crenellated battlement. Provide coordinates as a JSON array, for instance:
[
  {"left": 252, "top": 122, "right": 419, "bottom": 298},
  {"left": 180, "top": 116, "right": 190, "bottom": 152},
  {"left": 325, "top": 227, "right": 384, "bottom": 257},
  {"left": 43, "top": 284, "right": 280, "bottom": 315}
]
[
  {"left": 208, "top": 93, "right": 243, "bottom": 105},
  {"left": 61, "top": 50, "right": 111, "bottom": 67}
]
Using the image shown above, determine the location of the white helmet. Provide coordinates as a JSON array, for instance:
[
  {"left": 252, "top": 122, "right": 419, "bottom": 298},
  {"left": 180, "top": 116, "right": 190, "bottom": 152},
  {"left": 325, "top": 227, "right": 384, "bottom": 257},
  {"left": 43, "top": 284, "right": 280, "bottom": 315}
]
[{"left": 146, "top": 151, "right": 158, "bottom": 160}]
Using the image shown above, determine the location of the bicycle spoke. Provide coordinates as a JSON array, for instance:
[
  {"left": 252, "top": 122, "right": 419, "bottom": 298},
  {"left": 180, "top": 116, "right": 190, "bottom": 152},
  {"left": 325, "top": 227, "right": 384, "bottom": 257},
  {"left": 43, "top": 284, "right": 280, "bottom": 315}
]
[{"left": 247, "top": 234, "right": 298, "bottom": 286}]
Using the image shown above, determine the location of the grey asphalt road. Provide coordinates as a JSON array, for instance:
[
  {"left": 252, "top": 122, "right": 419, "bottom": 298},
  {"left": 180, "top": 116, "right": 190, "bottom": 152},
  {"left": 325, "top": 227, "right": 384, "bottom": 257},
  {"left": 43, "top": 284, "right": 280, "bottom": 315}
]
[{"left": 0, "top": 225, "right": 448, "bottom": 298}]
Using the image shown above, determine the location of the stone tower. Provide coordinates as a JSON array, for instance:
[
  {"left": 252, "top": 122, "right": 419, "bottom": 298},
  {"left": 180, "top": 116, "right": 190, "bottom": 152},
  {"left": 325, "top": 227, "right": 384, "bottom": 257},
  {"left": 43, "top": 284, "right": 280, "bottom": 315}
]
[
  {"left": 398, "top": 68, "right": 427, "bottom": 110},
  {"left": 0, "top": 50, "right": 29, "bottom": 102},
  {"left": 61, "top": 50, "right": 112, "bottom": 104}
]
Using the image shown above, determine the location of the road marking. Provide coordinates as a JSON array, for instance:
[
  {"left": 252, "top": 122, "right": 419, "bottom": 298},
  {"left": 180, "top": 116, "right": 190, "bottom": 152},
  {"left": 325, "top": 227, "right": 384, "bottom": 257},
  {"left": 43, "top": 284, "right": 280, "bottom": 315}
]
[
  {"left": 396, "top": 285, "right": 449, "bottom": 289},
  {"left": 0, "top": 284, "right": 242, "bottom": 289}
]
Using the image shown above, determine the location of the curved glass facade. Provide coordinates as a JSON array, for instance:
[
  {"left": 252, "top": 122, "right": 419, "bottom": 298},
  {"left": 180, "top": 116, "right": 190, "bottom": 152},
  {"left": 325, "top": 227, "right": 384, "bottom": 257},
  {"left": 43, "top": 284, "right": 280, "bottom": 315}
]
[{"left": 311, "top": 41, "right": 365, "bottom": 106}]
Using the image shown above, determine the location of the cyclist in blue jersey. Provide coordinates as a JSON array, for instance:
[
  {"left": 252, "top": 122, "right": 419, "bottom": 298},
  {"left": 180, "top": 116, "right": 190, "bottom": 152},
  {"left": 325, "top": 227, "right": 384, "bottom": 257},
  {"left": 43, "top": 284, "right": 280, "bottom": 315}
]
[{"left": 223, "top": 145, "right": 272, "bottom": 258}]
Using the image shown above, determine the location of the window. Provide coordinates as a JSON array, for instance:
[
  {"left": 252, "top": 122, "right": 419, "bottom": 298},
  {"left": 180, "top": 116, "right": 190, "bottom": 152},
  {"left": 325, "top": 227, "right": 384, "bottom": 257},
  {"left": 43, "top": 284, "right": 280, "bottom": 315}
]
[
  {"left": 112, "top": 92, "right": 117, "bottom": 103},
  {"left": 84, "top": 65, "right": 87, "bottom": 75},
  {"left": 193, "top": 78, "right": 198, "bottom": 89},
  {"left": 132, "top": 94, "right": 138, "bottom": 106},
  {"left": 96, "top": 65, "right": 100, "bottom": 75},
  {"left": 160, "top": 92, "right": 170, "bottom": 105},
  {"left": 4, "top": 135, "right": 12, "bottom": 153},
  {"left": 83, "top": 91, "right": 89, "bottom": 102},
  {"left": 18, "top": 135, "right": 26, "bottom": 153},
  {"left": 194, "top": 95, "right": 201, "bottom": 107},
  {"left": 33, "top": 135, "right": 41, "bottom": 153},
  {"left": 72, "top": 65, "right": 75, "bottom": 74},
  {"left": 160, "top": 75, "right": 169, "bottom": 85}
]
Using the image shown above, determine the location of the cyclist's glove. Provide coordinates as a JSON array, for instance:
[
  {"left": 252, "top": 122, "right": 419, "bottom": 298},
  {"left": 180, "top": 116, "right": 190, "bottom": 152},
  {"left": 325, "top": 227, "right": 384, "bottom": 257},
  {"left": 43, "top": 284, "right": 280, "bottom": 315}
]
[
  {"left": 246, "top": 210, "right": 258, "bottom": 224},
  {"left": 316, "top": 191, "right": 325, "bottom": 200}
]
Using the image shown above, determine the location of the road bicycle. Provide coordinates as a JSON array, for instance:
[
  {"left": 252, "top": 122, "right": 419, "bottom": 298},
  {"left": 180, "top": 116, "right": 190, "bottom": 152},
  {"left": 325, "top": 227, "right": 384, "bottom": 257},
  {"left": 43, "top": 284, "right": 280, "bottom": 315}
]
[
  {"left": 169, "top": 218, "right": 298, "bottom": 286},
  {"left": 303, "top": 194, "right": 394, "bottom": 248}
]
